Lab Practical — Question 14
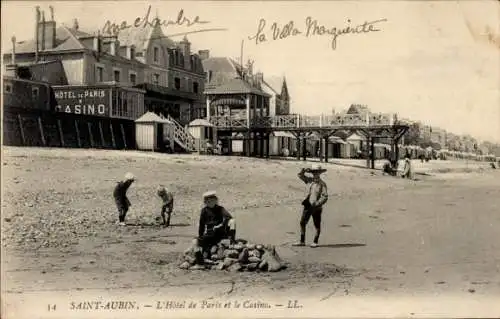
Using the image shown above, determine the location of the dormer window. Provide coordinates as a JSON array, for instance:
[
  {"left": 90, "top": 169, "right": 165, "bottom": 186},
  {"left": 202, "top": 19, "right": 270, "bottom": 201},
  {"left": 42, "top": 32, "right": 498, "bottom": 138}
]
[
  {"left": 153, "top": 47, "right": 159, "bottom": 63},
  {"left": 129, "top": 46, "right": 136, "bottom": 60}
]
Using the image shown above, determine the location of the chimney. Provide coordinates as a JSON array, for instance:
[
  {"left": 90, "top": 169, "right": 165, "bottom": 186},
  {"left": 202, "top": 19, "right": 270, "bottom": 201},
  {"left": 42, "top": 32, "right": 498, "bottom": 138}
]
[
  {"left": 109, "top": 37, "right": 119, "bottom": 56},
  {"left": 246, "top": 60, "right": 253, "bottom": 76},
  {"left": 35, "top": 6, "right": 40, "bottom": 62},
  {"left": 198, "top": 49, "right": 209, "bottom": 60},
  {"left": 73, "top": 18, "right": 79, "bottom": 30},
  {"left": 93, "top": 32, "right": 102, "bottom": 53},
  {"left": 255, "top": 72, "right": 263, "bottom": 85},
  {"left": 180, "top": 36, "right": 191, "bottom": 70},
  {"left": 11, "top": 36, "right": 16, "bottom": 65},
  {"left": 37, "top": 8, "right": 57, "bottom": 51}
]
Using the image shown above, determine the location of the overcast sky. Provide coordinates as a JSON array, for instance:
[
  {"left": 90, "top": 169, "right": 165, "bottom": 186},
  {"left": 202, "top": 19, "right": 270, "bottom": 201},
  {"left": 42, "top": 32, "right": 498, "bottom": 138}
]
[{"left": 2, "top": 1, "right": 499, "bottom": 142}]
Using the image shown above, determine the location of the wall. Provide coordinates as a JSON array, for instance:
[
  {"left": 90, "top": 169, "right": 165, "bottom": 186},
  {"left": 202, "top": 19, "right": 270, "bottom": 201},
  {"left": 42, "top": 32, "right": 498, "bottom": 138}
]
[
  {"left": 135, "top": 123, "right": 155, "bottom": 150},
  {"left": 3, "top": 77, "right": 53, "bottom": 111},
  {"left": 84, "top": 52, "right": 146, "bottom": 86}
]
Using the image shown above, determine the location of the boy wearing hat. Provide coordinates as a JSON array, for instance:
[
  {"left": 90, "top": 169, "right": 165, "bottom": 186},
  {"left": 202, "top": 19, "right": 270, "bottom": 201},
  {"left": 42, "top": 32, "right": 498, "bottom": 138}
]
[
  {"left": 293, "top": 164, "right": 329, "bottom": 248},
  {"left": 157, "top": 186, "right": 174, "bottom": 227},
  {"left": 197, "top": 191, "right": 236, "bottom": 256},
  {"left": 113, "top": 173, "right": 135, "bottom": 226},
  {"left": 401, "top": 154, "right": 413, "bottom": 179}
]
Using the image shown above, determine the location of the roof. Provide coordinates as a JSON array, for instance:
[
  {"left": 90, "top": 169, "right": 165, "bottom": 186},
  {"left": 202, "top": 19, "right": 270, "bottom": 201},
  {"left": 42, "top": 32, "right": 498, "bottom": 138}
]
[
  {"left": 189, "top": 119, "right": 213, "bottom": 127},
  {"left": 262, "top": 76, "right": 284, "bottom": 95},
  {"left": 11, "top": 26, "right": 85, "bottom": 54},
  {"left": 204, "top": 78, "right": 269, "bottom": 96},
  {"left": 135, "top": 112, "right": 172, "bottom": 124},
  {"left": 347, "top": 104, "right": 371, "bottom": 115}
]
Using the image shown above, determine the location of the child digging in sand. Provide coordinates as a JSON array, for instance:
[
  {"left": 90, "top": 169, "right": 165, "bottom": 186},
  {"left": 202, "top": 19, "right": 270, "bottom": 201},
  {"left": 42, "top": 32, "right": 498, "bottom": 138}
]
[{"left": 157, "top": 186, "right": 174, "bottom": 227}]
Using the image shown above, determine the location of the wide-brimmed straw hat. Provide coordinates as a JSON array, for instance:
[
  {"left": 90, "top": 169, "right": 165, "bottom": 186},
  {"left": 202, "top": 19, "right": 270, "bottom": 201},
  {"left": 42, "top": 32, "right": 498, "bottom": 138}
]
[
  {"left": 310, "top": 164, "right": 327, "bottom": 174},
  {"left": 203, "top": 190, "right": 218, "bottom": 199},
  {"left": 124, "top": 172, "right": 135, "bottom": 181}
]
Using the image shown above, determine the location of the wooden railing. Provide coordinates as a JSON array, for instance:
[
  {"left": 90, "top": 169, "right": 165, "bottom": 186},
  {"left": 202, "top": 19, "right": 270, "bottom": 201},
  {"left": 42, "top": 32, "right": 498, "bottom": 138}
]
[{"left": 209, "top": 113, "right": 398, "bottom": 129}]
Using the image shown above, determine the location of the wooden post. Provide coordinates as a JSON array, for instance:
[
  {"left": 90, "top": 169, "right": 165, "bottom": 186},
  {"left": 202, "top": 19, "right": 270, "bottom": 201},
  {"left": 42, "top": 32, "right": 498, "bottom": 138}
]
[
  {"left": 88, "top": 122, "right": 94, "bottom": 148},
  {"left": 57, "top": 119, "right": 65, "bottom": 147},
  {"left": 260, "top": 132, "right": 266, "bottom": 158},
  {"left": 120, "top": 123, "right": 127, "bottom": 149},
  {"left": 319, "top": 135, "right": 324, "bottom": 162},
  {"left": 324, "top": 137, "right": 329, "bottom": 163},
  {"left": 265, "top": 132, "right": 270, "bottom": 158},
  {"left": 37, "top": 116, "right": 46, "bottom": 146},
  {"left": 395, "top": 139, "right": 400, "bottom": 162},
  {"left": 302, "top": 135, "right": 307, "bottom": 161},
  {"left": 228, "top": 132, "right": 233, "bottom": 155},
  {"left": 296, "top": 133, "right": 301, "bottom": 160},
  {"left": 370, "top": 137, "right": 376, "bottom": 169},
  {"left": 75, "top": 120, "right": 82, "bottom": 148},
  {"left": 110, "top": 123, "right": 116, "bottom": 148},
  {"left": 17, "top": 114, "right": 26, "bottom": 146},
  {"left": 98, "top": 121, "right": 105, "bottom": 148}
]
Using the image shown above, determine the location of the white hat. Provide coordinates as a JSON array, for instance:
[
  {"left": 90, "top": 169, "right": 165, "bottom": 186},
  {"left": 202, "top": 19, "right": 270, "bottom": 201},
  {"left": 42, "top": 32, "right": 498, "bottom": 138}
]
[
  {"left": 124, "top": 172, "right": 135, "bottom": 181},
  {"left": 203, "top": 190, "right": 217, "bottom": 199},
  {"left": 310, "top": 164, "right": 327, "bottom": 173},
  {"left": 157, "top": 185, "right": 167, "bottom": 193}
]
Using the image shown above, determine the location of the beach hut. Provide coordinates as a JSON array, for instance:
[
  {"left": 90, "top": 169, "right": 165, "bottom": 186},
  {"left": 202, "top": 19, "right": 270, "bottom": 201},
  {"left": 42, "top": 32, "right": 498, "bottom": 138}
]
[
  {"left": 187, "top": 119, "right": 217, "bottom": 154},
  {"left": 135, "top": 112, "right": 174, "bottom": 152}
]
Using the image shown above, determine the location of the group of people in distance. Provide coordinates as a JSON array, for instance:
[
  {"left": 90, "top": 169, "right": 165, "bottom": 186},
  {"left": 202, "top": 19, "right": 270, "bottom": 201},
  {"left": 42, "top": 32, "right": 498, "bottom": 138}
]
[
  {"left": 383, "top": 154, "right": 414, "bottom": 179},
  {"left": 111, "top": 163, "right": 331, "bottom": 252}
]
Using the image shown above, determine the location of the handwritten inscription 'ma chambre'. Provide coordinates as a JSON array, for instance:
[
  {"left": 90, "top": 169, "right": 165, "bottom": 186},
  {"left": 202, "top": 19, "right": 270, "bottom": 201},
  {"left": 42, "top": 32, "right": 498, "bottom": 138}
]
[
  {"left": 248, "top": 17, "right": 387, "bottom": 50},
  {"left": 102, "top": 5, "right": 210, "bottom": 36}
]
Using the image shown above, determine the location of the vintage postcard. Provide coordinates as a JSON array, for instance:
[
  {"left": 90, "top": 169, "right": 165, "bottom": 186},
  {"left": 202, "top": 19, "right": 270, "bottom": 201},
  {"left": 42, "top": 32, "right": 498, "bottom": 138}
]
[{"left": 1, "top": 0, "right": 500, "bottom": 318}]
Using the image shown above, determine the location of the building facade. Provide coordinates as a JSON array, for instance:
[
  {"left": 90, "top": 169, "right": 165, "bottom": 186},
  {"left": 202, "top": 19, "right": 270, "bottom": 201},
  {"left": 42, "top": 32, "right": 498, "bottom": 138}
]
[{"left": 2, "top": 6, "right": 206, "bottom": 125}]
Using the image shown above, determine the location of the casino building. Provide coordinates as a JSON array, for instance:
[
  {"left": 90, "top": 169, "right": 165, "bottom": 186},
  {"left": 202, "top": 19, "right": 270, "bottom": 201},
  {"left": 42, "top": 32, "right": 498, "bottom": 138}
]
[{"left": 3, "top": 6, "right": 207, "bottom": 151}]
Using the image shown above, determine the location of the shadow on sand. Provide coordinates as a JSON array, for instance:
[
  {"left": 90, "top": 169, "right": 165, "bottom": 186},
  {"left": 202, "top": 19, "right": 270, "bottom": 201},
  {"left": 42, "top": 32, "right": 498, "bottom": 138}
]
[
  {"left": 126, "top": 222, "right": 191, "bottom": 227},
  {"left": 318, "top": 243, "right": 366, "bottom": 248}
]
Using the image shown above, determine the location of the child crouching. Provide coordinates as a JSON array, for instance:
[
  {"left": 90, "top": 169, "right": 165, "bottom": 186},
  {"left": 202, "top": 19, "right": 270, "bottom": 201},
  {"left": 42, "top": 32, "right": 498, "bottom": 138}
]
[{"left": 157, "top": 186, "right": 174, "bottom": 227}]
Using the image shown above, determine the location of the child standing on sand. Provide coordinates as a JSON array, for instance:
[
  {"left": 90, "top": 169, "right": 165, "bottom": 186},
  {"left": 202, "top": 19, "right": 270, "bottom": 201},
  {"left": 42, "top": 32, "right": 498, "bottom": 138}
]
[
  {"left": 113, "top": 173, "right": 135, "bottom": 226},
  {"left": 157, "top": 186, "right": 174, "bottom": 227}
]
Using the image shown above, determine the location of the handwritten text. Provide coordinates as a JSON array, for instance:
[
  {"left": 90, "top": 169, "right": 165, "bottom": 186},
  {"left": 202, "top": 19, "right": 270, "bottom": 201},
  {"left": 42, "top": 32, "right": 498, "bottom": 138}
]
[{"left": 248, "top": 17, "right": 387, "bottom": 50}]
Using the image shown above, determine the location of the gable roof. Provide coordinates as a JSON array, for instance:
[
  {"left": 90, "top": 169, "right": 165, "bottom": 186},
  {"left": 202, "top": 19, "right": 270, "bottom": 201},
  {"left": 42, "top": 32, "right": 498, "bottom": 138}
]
[
  {"left": 205, "top": 78, "right": 269, "bottom": 96},
  {"left": 10, "top": 26, "right": 85, "bottom": 54},
  {"left": 262, "top": 76, "right": 283, "bottom": 95},
  {"left": 135, "top": 111, "right": 172, "bottom": 124}
]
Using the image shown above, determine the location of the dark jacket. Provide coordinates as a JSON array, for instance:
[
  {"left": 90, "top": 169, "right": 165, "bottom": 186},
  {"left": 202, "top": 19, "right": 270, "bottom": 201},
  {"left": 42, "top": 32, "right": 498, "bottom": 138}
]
[
  {"left": 198, "top": 205, "right": 232, "bottom": 238},
  {"left": 113, "top": 180, "right": 133, "bottom": 206}
]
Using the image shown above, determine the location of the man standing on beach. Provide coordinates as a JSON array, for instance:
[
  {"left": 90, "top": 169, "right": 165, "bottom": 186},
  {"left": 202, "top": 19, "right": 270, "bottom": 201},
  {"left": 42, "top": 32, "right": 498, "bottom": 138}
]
[{"left": 293, "top": 164, "right": 329, "bottom": 248}]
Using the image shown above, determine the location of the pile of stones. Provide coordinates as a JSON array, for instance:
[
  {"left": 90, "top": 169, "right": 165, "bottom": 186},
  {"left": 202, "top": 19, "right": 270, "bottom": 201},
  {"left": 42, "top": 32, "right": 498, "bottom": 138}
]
[{"left": 179, "top": 239, "right": 286, "bottom": 272}]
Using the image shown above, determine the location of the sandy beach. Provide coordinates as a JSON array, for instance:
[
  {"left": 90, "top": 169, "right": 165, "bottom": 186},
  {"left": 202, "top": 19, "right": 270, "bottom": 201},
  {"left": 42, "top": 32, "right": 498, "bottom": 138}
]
[{"left": 2, "top": 147, "right": 500, "bottom": 318}]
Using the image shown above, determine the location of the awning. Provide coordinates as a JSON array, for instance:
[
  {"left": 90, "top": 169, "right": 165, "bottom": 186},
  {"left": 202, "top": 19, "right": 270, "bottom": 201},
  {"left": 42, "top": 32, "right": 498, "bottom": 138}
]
[
  {"left": 272, "top": 131, "right": 295, "bottom": 138},
  {"left": 211, "top": 97, "right": 246, "bottom": 106}
]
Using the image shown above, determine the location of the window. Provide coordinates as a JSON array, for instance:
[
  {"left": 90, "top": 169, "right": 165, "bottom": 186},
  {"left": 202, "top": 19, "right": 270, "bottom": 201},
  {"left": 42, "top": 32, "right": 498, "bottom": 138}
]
[
  {"left": 130, "top": 73, "right": 137, "bottom": 85},
  {"left": 205, "top": 71, "right": 212, "bottom": 82},
  {"left": 32, "top": 87, "right": 39, "bottom": 100},
  {"left": 4, "top": 83, "right": 12, "bottom": 93},
  {"left": 193, "top": 82, "right": 199, "bottom": 94},
  {"left": 174, "top": 77, "right": 181, "bottom": 90},
  {"left": 130, "top": 46, "right": 135, "bottom": 60},
  {"left": 113, "top": 70, "right": 121, "bottom": 82},
  {"left": 96, "top": 66, "right": 104, "bottom": 83},
  {"left": 153, "top": 47, "right": 159, "bottom": 63},
  {"left": 153, "top": 73, "right": 160, "bottom": 85}
]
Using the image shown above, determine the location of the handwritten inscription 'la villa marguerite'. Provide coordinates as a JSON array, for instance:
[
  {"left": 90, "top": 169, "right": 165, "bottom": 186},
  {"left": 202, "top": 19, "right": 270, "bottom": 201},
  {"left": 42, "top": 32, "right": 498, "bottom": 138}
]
[
  {"left": 102, "top": 6, "right": 210, "bottom": 36},
  {"left": 248, "top": 17, "right": 388, "bottom": 50}
]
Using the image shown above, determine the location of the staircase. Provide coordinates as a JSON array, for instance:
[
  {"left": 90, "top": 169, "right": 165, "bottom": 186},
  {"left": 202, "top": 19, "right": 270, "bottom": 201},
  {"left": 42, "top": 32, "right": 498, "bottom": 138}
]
[{"left": 163, "top": 115, "right": 196, "bottom": 153}]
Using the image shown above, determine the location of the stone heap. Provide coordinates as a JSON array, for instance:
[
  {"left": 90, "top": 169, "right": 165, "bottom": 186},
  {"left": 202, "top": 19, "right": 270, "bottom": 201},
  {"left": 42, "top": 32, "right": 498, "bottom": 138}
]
[{"left": 179, "top": 239, "right": 286, "bottom": 272}]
